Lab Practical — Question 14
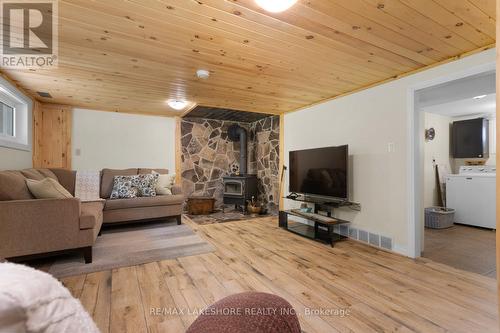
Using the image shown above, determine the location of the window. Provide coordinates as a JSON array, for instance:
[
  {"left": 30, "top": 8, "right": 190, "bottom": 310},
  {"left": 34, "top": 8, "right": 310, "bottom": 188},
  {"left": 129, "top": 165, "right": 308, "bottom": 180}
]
[
  {"left": 0, "top": 76, "right": 32, "bottom": 151},
  {"left": 0, "top": 101, "right": 15, "bottom": 137}
]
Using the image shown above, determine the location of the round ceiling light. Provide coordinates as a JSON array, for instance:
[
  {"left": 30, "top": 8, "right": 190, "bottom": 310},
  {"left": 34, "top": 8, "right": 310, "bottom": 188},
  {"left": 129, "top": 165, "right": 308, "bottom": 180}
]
[
  {"left": 196, "top": 69, "right": 210, "bottom": 79},
  {"left": 167, "top": 99, "right": 188, "bottom": 110},
  {"left": 255, "top": 0, "right": 297, "bottom": 12}
]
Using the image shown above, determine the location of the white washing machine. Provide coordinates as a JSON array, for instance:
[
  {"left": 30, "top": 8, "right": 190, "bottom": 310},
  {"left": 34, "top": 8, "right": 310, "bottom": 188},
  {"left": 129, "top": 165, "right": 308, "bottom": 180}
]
[{"left": 446, "top": 166, "right": 496, "bottom": 229}]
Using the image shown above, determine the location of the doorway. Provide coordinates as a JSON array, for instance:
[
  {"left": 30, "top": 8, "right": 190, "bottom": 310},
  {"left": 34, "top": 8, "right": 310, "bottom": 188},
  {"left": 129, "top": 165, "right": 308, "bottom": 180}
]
[{"left": 410, "top": 67, "right": 496, "bottom": 278}]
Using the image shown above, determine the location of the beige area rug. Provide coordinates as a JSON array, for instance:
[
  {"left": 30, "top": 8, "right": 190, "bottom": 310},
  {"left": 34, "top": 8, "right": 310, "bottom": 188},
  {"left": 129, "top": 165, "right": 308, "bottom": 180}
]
[{"left": 48, "top": 220, "right": 214, "bottom": 278}]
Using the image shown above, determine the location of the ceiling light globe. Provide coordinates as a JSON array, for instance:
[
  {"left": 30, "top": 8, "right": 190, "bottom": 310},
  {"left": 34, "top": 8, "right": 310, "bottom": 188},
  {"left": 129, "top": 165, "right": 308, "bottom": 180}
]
[
  {"left": 167, "top": 100, "right": 188, "bottom": 110},
  {"left": 255, "top": 0, "right": 298, "bottom": 13},
  {"left": 196, "top": 69, "right": 210, "bottom": 79}
]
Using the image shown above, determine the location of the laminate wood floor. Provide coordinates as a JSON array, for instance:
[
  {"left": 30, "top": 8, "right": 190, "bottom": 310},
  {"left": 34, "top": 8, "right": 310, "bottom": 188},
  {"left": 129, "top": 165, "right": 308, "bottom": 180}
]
[{"left": 61, "top": 216, "right": 498, "bottom": 333}]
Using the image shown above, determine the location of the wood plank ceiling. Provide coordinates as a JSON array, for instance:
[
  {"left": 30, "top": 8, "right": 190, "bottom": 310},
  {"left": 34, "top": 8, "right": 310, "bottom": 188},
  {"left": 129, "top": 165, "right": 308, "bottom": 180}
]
[{"left": 1, "top": 0, "right": 496, "bottom": 116}]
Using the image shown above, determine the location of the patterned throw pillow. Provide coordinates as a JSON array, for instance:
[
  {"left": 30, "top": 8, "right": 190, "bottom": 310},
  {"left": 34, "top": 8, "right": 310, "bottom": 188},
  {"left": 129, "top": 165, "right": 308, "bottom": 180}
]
[
  {"left": 131, "top": 174, "right": 159, "bottom": 197},
  {"left": 110, "top": 176, "right": 139, "bottom": 199}
]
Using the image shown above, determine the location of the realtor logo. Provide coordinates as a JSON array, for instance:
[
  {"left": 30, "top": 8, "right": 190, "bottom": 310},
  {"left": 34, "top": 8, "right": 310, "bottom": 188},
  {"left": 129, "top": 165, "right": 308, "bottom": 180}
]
[{"left": 0, "top": 0, "right": 58, "bottom": 68}]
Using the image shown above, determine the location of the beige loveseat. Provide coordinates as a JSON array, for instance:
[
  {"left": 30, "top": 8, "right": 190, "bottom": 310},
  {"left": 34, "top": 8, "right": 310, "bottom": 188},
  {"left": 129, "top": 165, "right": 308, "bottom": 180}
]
[
  {"left": 0, "top": 168, "right": 184, "bottom": 264},
  {"left": 99, "top": 168, "right": 183, "bottom": 224}
]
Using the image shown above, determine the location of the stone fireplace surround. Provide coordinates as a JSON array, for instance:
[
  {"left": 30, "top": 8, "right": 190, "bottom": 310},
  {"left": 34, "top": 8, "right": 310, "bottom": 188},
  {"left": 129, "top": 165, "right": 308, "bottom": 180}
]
[{"left": 181, "top": 116, "right": 280, "bottom": 211}]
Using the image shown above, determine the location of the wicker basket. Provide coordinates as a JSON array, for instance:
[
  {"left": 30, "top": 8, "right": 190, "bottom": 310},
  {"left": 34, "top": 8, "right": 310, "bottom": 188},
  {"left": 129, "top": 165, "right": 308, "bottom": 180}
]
[{"left": 424, "top": 207, "right": 455, "bottom": 229}]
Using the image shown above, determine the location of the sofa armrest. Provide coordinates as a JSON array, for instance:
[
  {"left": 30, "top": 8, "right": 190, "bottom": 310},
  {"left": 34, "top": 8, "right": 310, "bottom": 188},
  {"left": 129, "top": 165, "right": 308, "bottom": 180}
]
[
  {"left": 171, "top": 185, "right": 182, "bottom": 195},
  {"left": 0, "top": 198, "right": 82, "bottom": 258},
  {"left": 79, "top": 214, "right": 95, "bottom": 230}
]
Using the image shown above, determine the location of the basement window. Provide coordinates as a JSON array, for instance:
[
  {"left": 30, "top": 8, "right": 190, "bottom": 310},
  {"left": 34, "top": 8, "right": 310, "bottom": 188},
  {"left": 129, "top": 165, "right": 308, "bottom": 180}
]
[
  {"left": 0, "top": 101, "right": 15, "bottom": 137},
  {"left": 0, "top": 76, "right": 32, "bottom": 151}
]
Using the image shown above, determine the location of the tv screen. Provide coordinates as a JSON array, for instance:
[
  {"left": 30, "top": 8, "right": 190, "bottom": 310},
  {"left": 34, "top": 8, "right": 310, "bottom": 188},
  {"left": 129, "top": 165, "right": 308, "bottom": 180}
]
[{"left": 289, "top": 145, "right": 348, "bottom": 199}]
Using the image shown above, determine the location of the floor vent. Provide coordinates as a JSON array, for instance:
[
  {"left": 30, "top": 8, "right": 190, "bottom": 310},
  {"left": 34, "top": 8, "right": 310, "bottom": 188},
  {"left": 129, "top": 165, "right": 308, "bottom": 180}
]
[
  {"left": 369, "top": 233, "right": 380, "bottom": 247},
  {"left": 339, "top": 225, "right": 349, "bottom": 237},
  {"left": 343, "top": 226, "right": 392, "bottom": 251},
  {"left": 348, "top": 227, "right": 357, "bottom": 239},
  {"left": 358, "top": 230, "right": 368, "bottom": 243},
  {"left": 380, "top": 236, "right": 392, "bottom": 250}
]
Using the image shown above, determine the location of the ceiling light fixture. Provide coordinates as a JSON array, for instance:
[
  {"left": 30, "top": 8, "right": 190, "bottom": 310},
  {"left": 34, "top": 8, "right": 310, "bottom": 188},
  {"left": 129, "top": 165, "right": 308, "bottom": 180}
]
[
  {"left": 196, "top": 69, "right": 210, "bottom": 79},
  {"left": 473, "top": 95, "right": 487, "bottom": 100},
  {"left": 167, "top": 99, "right": 188, "bottom": 110},
  {"left": 255, "top": 0, "right": 297, "bottom": 13}
]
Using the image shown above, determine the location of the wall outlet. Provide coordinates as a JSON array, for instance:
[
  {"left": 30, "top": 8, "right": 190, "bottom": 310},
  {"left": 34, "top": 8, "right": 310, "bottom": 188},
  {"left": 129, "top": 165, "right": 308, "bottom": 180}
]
[
  {"left": 75, "top": 148, "right": 81, "bottom": 156},
  {"left": 387, "top": 142, "right": 395, "bottom": 153}
]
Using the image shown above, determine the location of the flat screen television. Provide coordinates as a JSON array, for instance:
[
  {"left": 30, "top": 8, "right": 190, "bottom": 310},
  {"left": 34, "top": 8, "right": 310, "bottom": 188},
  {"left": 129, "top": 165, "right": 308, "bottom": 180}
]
[{"left": 289, "top": 145, "right": 348, "bottom": 200}]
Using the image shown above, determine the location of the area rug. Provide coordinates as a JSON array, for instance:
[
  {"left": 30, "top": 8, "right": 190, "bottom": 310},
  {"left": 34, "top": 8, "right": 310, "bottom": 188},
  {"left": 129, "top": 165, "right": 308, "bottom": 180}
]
[
  {"left": 48, "top": 221, "right": 214, "bottom": 278},
  {"left": 188, "top": 208, "right": 277, "bottom": 225}
]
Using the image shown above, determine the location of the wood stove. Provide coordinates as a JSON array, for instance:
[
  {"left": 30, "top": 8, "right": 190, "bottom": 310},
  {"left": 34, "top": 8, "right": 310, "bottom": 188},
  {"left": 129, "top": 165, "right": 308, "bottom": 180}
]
[
  {"left": 223, "top": 124, "right": 258, "bottom": 212},
  {"left": 223, "top": 175, "right": 258, "bottom": 212}
]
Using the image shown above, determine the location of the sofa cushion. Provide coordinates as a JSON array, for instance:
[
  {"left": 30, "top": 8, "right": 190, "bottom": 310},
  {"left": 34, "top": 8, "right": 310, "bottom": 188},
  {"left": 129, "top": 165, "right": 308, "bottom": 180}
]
[
  {"left": 80, "top": 201, "right": 104, "bottom": 230},
  {"left": 138, "top": 168, "right": 168, "bottom": 175},
  {"left": 104, "top": 194, "right": 184, "bottom": 211},
  {"left": 37, "top": 169, "right": 58, "bottom": 181},
  {"left": 26, "top": 178, "right": 73, "bottom": 199},
  {"left": 0, "top": 171, "right": 33, "bottom": 201},
  {"left": 49, "top": 169, "right": 77, "bottom": 195},
  {"left": 20, "top": 169, "right": 45, "bottom": 180},
  {"left": 101, "top": 168, "right": 137, "bottom": 198}
]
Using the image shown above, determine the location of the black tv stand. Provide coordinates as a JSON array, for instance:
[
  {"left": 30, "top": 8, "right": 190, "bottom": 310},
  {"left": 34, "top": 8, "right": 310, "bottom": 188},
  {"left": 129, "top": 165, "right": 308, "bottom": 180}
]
[{"left": 279, "top": 196, "right": 353, "bottom": 247}]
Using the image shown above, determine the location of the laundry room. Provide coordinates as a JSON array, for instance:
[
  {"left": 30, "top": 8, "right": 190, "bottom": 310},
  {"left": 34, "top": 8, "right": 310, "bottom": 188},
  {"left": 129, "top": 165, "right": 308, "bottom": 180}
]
[{"left": 418, "top": 70, "right": 496, "bottom": 278}]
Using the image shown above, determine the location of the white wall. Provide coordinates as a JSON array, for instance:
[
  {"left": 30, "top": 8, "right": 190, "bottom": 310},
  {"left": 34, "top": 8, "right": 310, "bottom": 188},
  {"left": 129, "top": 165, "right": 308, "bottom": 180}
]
[
  {"left": 284, "top": 48, "right": 495, "bottom": 256},
  {"left": 0, "top": 146, "right": 32, "bottom": 170},
  {"left": 72, "top": 109, "right": 176, "bottom": 171},
  {"left": 422, "top": 112, "right": 452, "bottom": 208}
]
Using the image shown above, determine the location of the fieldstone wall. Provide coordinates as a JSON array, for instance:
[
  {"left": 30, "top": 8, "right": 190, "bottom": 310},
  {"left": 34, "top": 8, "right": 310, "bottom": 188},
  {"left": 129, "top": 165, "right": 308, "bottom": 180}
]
[
  {"left": 181, "top": 116, "right": 280, "bottom": 210},
  {"left": 249, "top": 116, "right": 280, "bottom": 211}
]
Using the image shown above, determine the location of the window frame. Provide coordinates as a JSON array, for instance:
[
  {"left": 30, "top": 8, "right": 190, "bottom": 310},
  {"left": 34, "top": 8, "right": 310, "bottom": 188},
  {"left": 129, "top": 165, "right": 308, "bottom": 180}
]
[
  {"left": 0, "top": 76, "right": 32, "bottom": 152},
  {"left": 0, "top": 100, "right": 16, "bottom": 138}
]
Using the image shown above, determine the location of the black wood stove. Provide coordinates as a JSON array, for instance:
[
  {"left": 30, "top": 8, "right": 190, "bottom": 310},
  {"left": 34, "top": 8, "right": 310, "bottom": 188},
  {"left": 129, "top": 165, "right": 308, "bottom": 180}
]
[
  {"left": 222, "top": 124, "right": 258, "bottom": 212},
  {"left": 223, "top": 174, "right": 258, "bottom": 211}
]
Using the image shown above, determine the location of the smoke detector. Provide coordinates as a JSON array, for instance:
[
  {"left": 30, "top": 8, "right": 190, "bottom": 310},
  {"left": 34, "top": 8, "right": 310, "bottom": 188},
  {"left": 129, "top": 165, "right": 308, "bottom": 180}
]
[{"left": 196, "top": 69, "right": 210, "bottom": 79}]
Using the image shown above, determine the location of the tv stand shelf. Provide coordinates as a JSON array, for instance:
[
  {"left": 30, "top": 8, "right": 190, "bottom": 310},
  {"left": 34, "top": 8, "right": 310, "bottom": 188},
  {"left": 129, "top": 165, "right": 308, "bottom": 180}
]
[
  {"left": 284, "top": 194, "right": 361, "bottom": 211},
  {"left": 287, "top": 209, "right": 343, "bottom": 224},
  {"left": 279, "top": 209, "right": 349, "bottom": 247}
]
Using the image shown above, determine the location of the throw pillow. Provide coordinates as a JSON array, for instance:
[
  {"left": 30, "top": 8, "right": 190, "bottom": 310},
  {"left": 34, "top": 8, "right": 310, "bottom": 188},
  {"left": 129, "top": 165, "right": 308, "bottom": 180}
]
[
  {"left": 110, "top": 176, "right": 139, "bottom": 199},
  {"left": 26, "top": 178, "right": 73, "bottom": 199},
  {"left": 153, "top": 171, "right": 176, "bottom": 195},
  {"left": 132, "top": 173, "right": 159, "bottom": 197}
]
